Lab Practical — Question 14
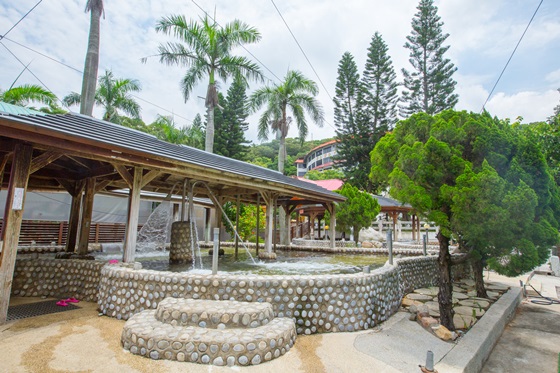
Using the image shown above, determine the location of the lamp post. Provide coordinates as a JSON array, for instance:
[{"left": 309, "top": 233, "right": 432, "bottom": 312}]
[{"left": 423, "top": 223, "right": 430, "bottom": 256}]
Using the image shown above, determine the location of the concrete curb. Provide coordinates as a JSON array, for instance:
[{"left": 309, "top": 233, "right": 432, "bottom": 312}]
[{"left": 435, "top": 287, "right": 522, "bottom": 373}]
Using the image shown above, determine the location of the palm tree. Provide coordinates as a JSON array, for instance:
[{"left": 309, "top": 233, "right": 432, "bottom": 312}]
[
  {"left": 147, "top": 14, "right": 264, "bottom": 153},
  {"left": 0, "top": 84, "right": 57, "bottom": 107},
  {"left": 249, "top": 70, "right": 324, "bottom": 173},
  {"left": 63, "top": 70, "right": 141, "bottom": 123},
  {"left": 149, "top": 115, "right": 204, "bottom": 149},
  {"left": 80, "top": 0, "right": 104, "bottom": 116}
]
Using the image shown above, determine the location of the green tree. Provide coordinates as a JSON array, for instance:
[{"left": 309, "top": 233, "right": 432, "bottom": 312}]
[
  {"left": 80, "top": 0, "right": 104, "bottom": 116},
  {"left": 0, "top": 84, "right": 57, "bottom": 107},
  {"left": 214, "top": 76, "right": 250, "bottom": 160},
  {"left": 249, "top": 70, "right": 325, "bottom": 174},
  {"left": 223, "top": 201, "right": 265, "bottom": 242},
  {"left": 370, "top": 110, "right": 559, "bottom": 329},
  {"left": 401, "top": 0, "right": 458, "bottom": 116},
  {"left": 149, "top": 114, "right": 205, "bottom": 149},
  {"left": 333, "top": 184, "right": 380, "bottom": 244},
  {"left": 149, "top": 15, "right": 263, "bottom": 153},
  {"left": 305, "top": 169, "right": 345, "bottom": 180},
  {"left": 333, "top": 52, "right": 375, "bottom": 191},
  {"left": 362, "top": 32, "right": 399, "bottom": 130},
  {"left": 63, "top": 70, "right": 141, "bottom": 123}
]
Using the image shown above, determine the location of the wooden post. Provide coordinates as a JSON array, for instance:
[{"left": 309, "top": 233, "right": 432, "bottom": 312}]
[
  {"left": 65, "top": 193, "right": 82, "bottom": 252},
  {"left": 265, "top": 195, "right": 273, "bottom": 255},
  {"left": 256, "top": 194, "right": 260, "bottom": 255},
  {"left": 327, "top": 203, "right": 336, "bottom": 249},
  {"left": 0, "top": 143, "right": 32, "bottom": 324},
  {"left": 123, "top": 167, "right": 142, "bottom": 263},
  {"left": 77, "top": 177, "right": 96, "bottom": 256},
  {"left": 235, "top": 194, "right": 240, "bottom": 260},
  {"left": 58, "top": 222, "right": 64, "bottom": 245}
]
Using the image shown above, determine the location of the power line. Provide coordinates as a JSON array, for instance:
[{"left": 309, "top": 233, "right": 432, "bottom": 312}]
[
  {"left": 1, "top": 38, "right": 195, "bottom": 124},
  {"left": 0, "top": 0, "right": 42, "bottom": 40},
  {"left": 480, "top": 0, "right": 544, "bottom": 113},
  {"left": 1, "top": 42, "right": 62, "bottom": 106},
  {"left": 268, "top": 0, "right": 333, "bottom": 102},
  {"left": 4, "top": 36, "right": 82, "bottom": 74},
  {"left": 190, "top": 0, "right": 282, "bottom": 84}
]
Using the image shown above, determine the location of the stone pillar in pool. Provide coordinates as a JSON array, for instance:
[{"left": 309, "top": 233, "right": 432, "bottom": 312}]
[{"left": 169, "top": 221, "right": 193, "bottom": 264}]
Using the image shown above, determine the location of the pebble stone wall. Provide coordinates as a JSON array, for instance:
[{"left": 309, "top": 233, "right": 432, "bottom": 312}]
[
  {"left": 11, "top": 255, "right": 469, "bottom": 335},
  {"left": 98, "top": 255, "right": 469, "bottom": 334},
  {"left": 121, "top": 298, "right": 297, "bottom": 366},
  {"left": 12, "top": 258, "right": 105, "bottom": 302}
]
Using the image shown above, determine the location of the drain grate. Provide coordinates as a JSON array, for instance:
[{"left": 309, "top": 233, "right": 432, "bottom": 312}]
[{"left": 7, "top": 300, "right": 80, "bottom": 321}]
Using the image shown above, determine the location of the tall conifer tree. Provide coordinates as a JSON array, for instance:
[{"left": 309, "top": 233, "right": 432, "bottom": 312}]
[
  {"left": 333, "top": 52, "right": 372, "bottom": 191},
  {"left": 214, "top": 77, "right": 250, "bottom": 160},
  {"left": 401, "top": 0, "right": 458, "bottom": 116},
  {"left": 362, "top": 32, "right": 399, "bottom": 131}
]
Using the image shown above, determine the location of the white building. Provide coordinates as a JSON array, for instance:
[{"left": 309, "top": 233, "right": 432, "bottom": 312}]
[{"left": 295, "top": 139, "right": 338, "bottom": 177}]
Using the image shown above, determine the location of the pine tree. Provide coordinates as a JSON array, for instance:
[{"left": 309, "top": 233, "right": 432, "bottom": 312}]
[
  {"left": 401, "top": 0, "right": 458, "bottom": 116},
  {"left": 332, "top": 52, "right": 373, "bottom": 191},
  {"left": 362, "top": 32, "right": 399, "bottom": 131},
  {"left": 214, "top": 77, "right": 250, "bottom": 160}
]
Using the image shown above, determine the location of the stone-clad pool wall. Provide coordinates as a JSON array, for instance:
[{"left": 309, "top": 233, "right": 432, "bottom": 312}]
[
  {"left": 12, "top": 258, "right": 106, "bottom": 302},
  {"left": 11, "top": 256, "right": 468, "bottom": 334}
]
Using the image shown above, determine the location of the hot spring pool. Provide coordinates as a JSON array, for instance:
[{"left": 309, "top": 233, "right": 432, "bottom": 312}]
[{"left": 113, "top": 249, "right": 388, "bottom": 275}]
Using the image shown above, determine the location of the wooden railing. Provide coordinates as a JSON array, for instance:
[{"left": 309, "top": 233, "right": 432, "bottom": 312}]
[{"left": 0, "top": 220, "right": 140, "bottom": 246}]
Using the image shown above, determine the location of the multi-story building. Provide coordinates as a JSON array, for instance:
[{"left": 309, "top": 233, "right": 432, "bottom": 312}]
[{"left": 295, "top": 139, "right": 338, "bottom": 177}]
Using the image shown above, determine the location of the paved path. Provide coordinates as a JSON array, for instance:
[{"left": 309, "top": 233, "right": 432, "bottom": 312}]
[
  {"left": 1, "top": 271, "right": 558, "bottom": 372},
  {"left": 482, "top": 274, "right": 560, "bottom": 373}
]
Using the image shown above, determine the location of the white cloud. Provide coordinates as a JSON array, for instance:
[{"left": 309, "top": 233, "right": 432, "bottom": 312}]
[{"left": 1, "top": 0, "right": 559, "bottom": 143}]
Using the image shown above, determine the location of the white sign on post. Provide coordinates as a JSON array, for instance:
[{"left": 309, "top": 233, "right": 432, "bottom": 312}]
[{"left": 12, "top": 188, "right": 24, "bottom": 210}]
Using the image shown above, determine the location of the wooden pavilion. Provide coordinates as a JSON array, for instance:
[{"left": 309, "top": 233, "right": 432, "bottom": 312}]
[{"left": 0, "top": 107, "right": 345, "bottom": 323}]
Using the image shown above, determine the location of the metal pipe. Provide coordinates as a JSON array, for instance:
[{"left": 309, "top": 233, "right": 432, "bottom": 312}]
[
  {"left": 387, "top": 228, "right": 393, "bottom": 265},
  {"left": 212, "top": 227, "right": 219, "bottom": 275}
]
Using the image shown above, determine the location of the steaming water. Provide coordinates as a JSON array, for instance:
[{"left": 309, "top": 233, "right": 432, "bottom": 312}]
[{"left": 136, "top": 250, "right": 388, "bottom": 275}]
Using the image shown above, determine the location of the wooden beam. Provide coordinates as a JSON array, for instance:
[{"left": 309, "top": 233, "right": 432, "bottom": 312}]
[
  {"left": 94, "top": 179, "right": 112, "bottom": 193},
  {"left": 77, "top": 177, "right": 96, "bottom": 255},
  {"left": 123, "top": 167, "right": 143, "bottom": 263},
  {"left": 29, "top": 151, "right": 62, "bottom": 174},
  {"left": 0, "top": 143, "right": 32, "bottom": 324},
  {"left": 113, "top": 164, "right": 133, "bottom": 188},
  {"left": 0, "top": 152, "right": 12, "bottom": 189},
  {"left": 140, "top": 169, "right": 161, "bottom": 188},
  {"left": 65, "top": 192, "right": 82, "bottom": 253}
]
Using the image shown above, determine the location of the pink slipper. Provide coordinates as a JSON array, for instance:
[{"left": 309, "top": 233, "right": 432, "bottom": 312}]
[
  {"left": 56, "top": 300, "right": 68, "bottom": 307},
  {"left": 65, "top": 297, "right": 80, "bottom": 303}
]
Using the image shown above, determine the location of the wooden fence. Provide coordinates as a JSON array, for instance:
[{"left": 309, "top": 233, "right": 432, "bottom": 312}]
[{"left": 0, "top": 220, "right": 139, "bottom": 246}]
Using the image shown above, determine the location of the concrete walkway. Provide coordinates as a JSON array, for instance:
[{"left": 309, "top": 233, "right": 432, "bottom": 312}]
[{"left": 0, "top": 271, "right": 558, "bottom": 373}]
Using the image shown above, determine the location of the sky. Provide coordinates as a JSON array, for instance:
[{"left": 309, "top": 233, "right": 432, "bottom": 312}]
[{"left": 1, "top": 0, "right": 559, "bottom": 144}]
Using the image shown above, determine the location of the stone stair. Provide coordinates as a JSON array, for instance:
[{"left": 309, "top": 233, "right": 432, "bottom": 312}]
[{"left": 121, "top": 298, "right": 297, "bottom": 366}]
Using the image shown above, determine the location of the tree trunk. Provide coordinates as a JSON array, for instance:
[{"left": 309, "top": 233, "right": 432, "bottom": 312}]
[
  {"left": 437, "top": 230, "right": 455, "bottom": 330},
  {"left": 80, "top": 8, "right": 101, "bottom": 116},
  {"left": 278, "top": 135, "right": 286, "bottom": 174},
  {"left": 205, "top": 105, "right": 215, "bottom": 153},
  {"left": 471, "top": 257, "right": 488, "bottom": 298},
  {"left": 205, "top": 82, "right": 218, "bottom": 153},
  {"left": 353, "top": 225, "right": 359, "bottom": 245}
]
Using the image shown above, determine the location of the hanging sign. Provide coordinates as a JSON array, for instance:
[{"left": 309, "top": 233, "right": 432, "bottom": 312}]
[{"left": 12, "top": 188, "right": 24, "bottom": 210}]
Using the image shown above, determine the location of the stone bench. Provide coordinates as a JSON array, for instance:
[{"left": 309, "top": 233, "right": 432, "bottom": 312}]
[
  {"left": 155, "top": 298, "right": 275, "bottom": 329},
  {"left": 121, "top": 298, "right": 297, "bottom": 366}
]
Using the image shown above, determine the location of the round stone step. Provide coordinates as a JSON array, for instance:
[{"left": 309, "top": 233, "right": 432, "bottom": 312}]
[
  {"left": 122, "top": 310, "right": 297, "bottom": 366},
  {"left": 155, "top": 298, "right": 275, "bottom": 329}
]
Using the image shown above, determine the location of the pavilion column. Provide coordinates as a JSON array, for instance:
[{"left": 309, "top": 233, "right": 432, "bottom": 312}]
[
  {"left": 259, "top": 192, "right": 277, "bottom": 260},
  {"left": 59, "top": 180, "right": 85, "bottom": 253},
  {"left": 77, "top": 177, "right": 96, "bottom": 256},
  {"left": 0, "top": 143, "right": 32, "bottom": 324},
  {"left": 391, "top": 212, "right": 397, "bottom": 241},
  {"left": 411, "top": 214, "right": 416, "bottom": 241},
  {"left": 309, "top": 212, "right": 318, "bottom": 240},
  {"left": 123, "top": 167, "right": 143, "bottom": 263},
  {"left": 325, "top": 203, "right": 336, "bottom": 249},
  {"left": 282, "top": 205, "right": 294, "bottom": 247}
]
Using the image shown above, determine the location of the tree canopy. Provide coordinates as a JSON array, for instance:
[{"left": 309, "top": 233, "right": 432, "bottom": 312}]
[
  {"left": 400, "top": 0, "right": 458, "bottom": 116},
  {"left": 249, "top": 69, "right": 324, "bottom": 174},
  {"left": 370, "top": 110, "right": 559, "bottom": 329},
  {"left": 63, "top": 70, "right": 141, "bottom": 123},
  {"left": 333, "top": 184, "right": 380, "bottom": 244},
  {"left": 149, "top": 14, "right": 263, "bottom": 153}
]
